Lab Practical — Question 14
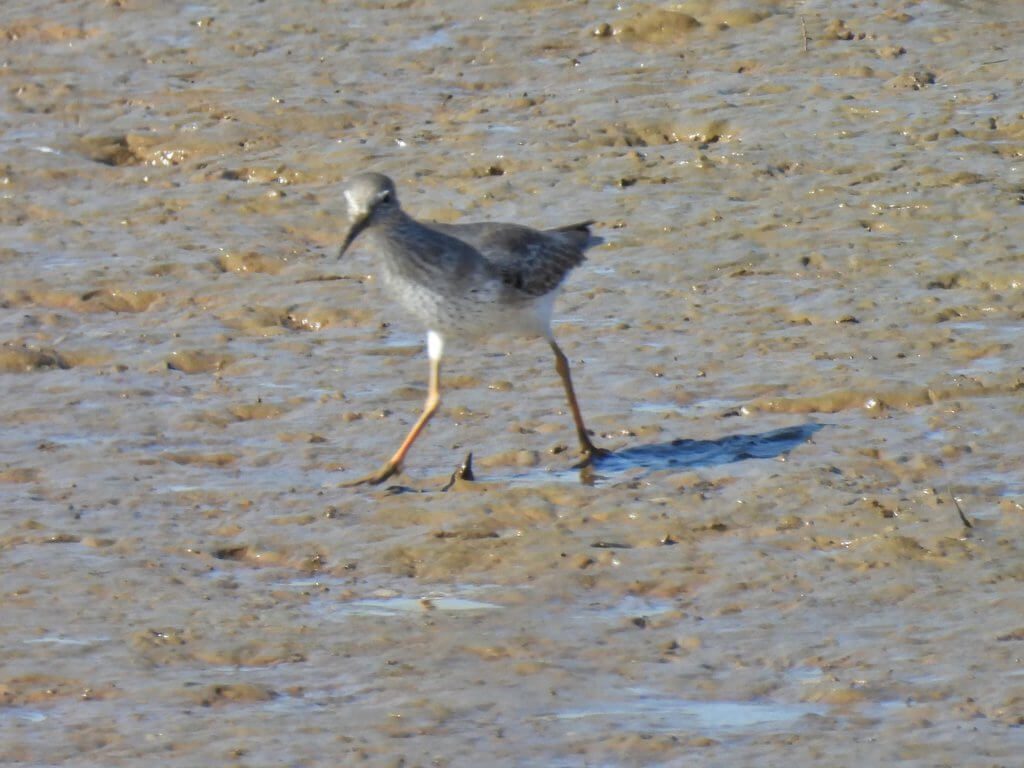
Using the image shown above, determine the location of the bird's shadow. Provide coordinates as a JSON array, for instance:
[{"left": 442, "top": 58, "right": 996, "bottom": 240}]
[
  {"left": 576, "top": 422, "right": 824, "bottom": 484},
  {"left": 379, "top": 423, "right": 825, "bottom": 493}
]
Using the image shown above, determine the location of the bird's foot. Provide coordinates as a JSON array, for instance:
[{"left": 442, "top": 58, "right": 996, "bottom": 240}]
[
  {"left": 572, "top": 443, "right": 611, "bottom": 469},
  {"left": 340, "top": 461, "right": 402, "bottom": 487}
]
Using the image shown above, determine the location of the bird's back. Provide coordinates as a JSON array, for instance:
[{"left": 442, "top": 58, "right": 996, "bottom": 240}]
[{"left": 429, "top": 220, "right": 601, "bottom": 297}]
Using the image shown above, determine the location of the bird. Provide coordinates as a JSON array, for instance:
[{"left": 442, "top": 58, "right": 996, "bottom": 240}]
[{"left": 337, "top": 172, "right": 606, "bottom": 485}]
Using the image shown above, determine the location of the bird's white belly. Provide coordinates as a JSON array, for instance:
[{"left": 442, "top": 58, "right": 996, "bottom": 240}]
[{"left": 380, "top": 271, "right": 555, "bottom": 340}]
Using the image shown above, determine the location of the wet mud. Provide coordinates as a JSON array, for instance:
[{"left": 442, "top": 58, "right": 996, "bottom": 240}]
[{"left": 2, "top": 0, "right": 1023, "bottom": 765}]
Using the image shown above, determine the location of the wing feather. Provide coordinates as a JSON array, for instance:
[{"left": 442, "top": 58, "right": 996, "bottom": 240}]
[{"left": 427, "top": 220, "right": 599, "bottom": 297}]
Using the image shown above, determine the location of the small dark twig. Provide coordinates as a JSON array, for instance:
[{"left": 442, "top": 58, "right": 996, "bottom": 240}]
[
  {"left": 948, "top": 487, "right": 973, "bottom": 529},
  {"left": 295, "top": 274, "right": 361, "bottom": 283},
  {"left": 457, "top": 452, "right": 475, "bottom": 482},
  {"left": 441, "top": 452, "right": 474, "bottom": 491},
  {"left": 801, "top": 15, "right": 809, "bottom": 53}
]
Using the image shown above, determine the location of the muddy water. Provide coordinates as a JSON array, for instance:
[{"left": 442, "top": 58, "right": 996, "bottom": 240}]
[{"left": 2, "top": 0, "right": 1023, "bottom": 764}]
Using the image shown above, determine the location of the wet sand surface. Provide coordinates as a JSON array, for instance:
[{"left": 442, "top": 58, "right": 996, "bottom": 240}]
[{"left": 2, "top": 0, "right": 1023, "bottom": 764}]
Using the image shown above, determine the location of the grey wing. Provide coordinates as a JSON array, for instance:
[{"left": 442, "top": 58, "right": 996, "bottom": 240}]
[{"left": 430, "top": 221, "right": 599, "bottom": 297}]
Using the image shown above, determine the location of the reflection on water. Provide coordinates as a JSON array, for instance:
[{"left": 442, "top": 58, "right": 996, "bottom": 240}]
[
  {"left": 9, "top": 709, "right": 48, "bottom": 724},
  {"left": 326, "top": 596, "right": 501, "bottom": 617},
  {"left": 542, "top": 688, "right": 825, "bottom": 734},
  {"left": 572, "top": 594, "right": 676, "bottom": 622},
  {"left": 288, "top": 578, "right": 504, "bottom": 619},
  {"left": 22, "top": 635, "right": 109, "bottom": 646}
]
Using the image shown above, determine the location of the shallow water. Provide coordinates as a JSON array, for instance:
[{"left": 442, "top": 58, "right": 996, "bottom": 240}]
[{"left": 2, "top": 0, "right": 1024, "bottom": 765}]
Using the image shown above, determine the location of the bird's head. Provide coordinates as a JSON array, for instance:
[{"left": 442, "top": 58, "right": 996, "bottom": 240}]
[{"left": 338, "top": 172, "right": 399, "bottom": 258}]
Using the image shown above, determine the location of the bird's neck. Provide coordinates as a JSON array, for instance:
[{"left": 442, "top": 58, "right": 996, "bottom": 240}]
[{"left": 369, "top": 206, "right": 430, "bottom": 248}]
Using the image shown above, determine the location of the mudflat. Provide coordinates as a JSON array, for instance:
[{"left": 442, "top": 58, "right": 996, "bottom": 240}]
[{"left": 2, "top": 1, "right": 1022, "bottom": 765}]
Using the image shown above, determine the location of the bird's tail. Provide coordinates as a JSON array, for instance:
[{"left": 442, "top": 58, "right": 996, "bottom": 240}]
[{"left": 549, "top": 221, "right": 603, "bottom": 251}]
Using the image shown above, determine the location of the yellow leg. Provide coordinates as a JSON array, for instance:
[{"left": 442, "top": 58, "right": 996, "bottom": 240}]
[
  {"left": 343, "top": 355, "right": 441, "bottom": 486},
  {"left": 550, "top": 339, "right": 606, "bottom": 462}
]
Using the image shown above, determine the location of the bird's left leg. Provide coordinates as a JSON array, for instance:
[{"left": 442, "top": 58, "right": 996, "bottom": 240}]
[{"left": 549, "top": 338, "right": 608, "bottom": 464}]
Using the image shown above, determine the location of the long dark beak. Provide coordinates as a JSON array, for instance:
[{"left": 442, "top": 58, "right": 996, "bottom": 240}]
[{"left": 339, "top": 214, "right": 370, "bottom": 258}]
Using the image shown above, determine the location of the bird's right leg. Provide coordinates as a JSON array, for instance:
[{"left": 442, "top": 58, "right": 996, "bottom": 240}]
[{"left": 343, "top": 333, "right": 443, "bottom": 487}]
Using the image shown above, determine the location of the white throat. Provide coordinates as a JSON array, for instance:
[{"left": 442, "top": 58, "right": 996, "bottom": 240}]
[{"left": 344, "top": 190, "right": 367, "bottom": 218}]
